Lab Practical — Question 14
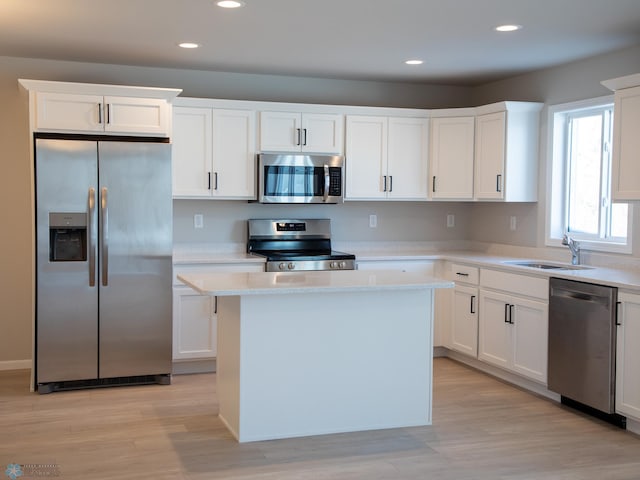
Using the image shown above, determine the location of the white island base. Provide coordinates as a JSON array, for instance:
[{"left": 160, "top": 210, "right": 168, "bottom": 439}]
[{"left": 178, "top": 270, "right": 451, "bottom": 443}]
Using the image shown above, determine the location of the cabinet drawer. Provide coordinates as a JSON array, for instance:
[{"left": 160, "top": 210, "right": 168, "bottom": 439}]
[
  {"left": 480, "top": 268, "right": 548, "bottom": 300},
  {"left": 450, "top": 263, "right": 479, "bottom": 284}
]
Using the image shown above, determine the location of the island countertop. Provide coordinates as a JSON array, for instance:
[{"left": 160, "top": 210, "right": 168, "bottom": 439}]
[{"left": 177, "top": 270, "right": 453, "bottom": 296}]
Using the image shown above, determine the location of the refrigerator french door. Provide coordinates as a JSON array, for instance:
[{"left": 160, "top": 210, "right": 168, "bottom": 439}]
[{"left": 35, "top": 138, "right": 172, "bottom": 392}]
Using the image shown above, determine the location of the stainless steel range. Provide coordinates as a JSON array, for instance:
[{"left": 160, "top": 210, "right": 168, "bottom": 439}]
[{"left": 247, "top": 219, "right": 355, "bottom": 272}]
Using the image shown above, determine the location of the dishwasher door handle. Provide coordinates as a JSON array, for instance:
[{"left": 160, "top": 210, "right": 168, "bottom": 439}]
[{"left": 551, "top": 289, "right": 610, "bottom": 305}]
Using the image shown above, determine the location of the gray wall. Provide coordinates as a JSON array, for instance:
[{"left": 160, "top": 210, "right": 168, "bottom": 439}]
[
  {"left": 2, "top": 42, "right": 640, "bottom": 365},
  {"left": 469, "top": 43, "right": 640, "bottom": 253},
  {"left": 0, "top": 55, "right": 473, "bottom": 365}
]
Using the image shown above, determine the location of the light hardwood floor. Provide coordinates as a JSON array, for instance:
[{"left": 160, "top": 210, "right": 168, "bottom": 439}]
[{"left": 1, "top": 358, "right": 639, "bottom": 479}]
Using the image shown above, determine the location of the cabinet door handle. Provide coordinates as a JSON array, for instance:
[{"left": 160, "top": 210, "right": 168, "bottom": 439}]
[
  {"left": 470, "top": 295, "right": 476, "bottom": 314},
  {"left": 509, "top": 304, "right": 514, "bottom": 324},
  {"left": 207, "top": 172, "right": 212, "bottom": 190},
  {"left": 303, "top": 128, "right": 307, "bottom": 146},
  {"left": 432, "top": 176, "right": 436, "bottom": 193},
  {"left": 504, "top": 303, "right": 509, "bottom": 323},
  {"left": 456, "top": 272, "right": 469, "bottom": 277},
  {"left": 296, "top": 128, "right": 301, "bottom": 146},
  {"left": 389, "top": 175, "right": 393, "bottom": 192},
  {"left": 383, "top": 175, "right": 387, "bottom": 192},
  {"left": 106, "top": 103, "right": 111, "bottom": 124},
  {"left": 496, "top": 174, "right": 502, "bottom": 192},
  {"left": 97, "top": 103, "right": 103, "bottom": 124},
  {"left": 214, "top": 172, "right": 219, "bottom": 191},
  {"left": 214, "top": 296, "right": 218, "bottom": 315},
  {"left": 616, "top": 301, "right": 622, "bottom": 326}
]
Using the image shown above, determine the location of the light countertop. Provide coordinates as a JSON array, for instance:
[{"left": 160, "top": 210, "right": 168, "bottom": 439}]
[
  {"left": 177, "top": 270, "right": 454, "bottom": 296},
  {"left": 174, "top": 244, "right": 640, "bottom": 293}
]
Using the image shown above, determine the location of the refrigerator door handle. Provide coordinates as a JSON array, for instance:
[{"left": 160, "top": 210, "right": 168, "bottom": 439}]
[
  {"left": 88, "top": 187, "right": 97, "bottom": 287},
  {"left": 101, "top": 187, "right": 109, "bottom": 286}
]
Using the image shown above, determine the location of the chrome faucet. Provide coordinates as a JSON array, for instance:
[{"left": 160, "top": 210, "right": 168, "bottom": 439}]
[{"left": 562, "top": 234, "right": 581, "bottom": 265}]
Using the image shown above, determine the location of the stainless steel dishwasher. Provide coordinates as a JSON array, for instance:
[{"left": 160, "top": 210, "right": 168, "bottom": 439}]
[{"left": 548, "top": 277, "right": 619, "bottom": 415}]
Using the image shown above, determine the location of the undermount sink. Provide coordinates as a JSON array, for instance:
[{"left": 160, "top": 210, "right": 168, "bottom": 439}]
[{"left": 502, "top": 261, "right": 593, "bottom": 271}]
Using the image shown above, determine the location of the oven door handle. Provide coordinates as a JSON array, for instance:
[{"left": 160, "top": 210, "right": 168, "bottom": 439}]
[{"left": 323, "top": 164, "right": 330, "bottom": 202}]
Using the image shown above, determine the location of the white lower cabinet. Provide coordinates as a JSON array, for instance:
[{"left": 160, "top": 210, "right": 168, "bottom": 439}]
[
  {"left": 478, "top": 269, "right": 548, "bottom": 384},
  {"left": 172, "top": 262, "right": 264, "bottom": 361},
  {"left": 449, "top": 263, "right": 480, "bottom": 357},
  {"left": 616, "top": 292, "right": 640, "bottom": 420},
  {"left": 451, "top": 284, "right": 479, "bottom": 357}
]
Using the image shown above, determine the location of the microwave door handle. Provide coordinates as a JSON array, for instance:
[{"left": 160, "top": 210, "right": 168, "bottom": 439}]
[{"left": 323, "top": 164, "right": 330, "bottom": 202}]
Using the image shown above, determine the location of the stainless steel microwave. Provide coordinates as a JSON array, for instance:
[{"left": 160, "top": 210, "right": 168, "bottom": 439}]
[{"left": 257, "top": 153, "right": 344, "bottom": 204}]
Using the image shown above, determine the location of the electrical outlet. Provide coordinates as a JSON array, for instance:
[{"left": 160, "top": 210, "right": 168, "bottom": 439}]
[
  {"left": 194, "top": 214, "right": 204, "bottom": 229},
  {"left": 447, "top": 214, "right": 455, "bottom": 228},
  {"left": 369, "top": 214, "right": 377, "bottom": 228},
  {"left": 510, "top": 216, "right": 517, "bottom": 231}
]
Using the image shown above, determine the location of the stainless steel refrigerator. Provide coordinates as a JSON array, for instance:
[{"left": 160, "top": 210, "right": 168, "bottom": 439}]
[{"left": 35, "top": 138, "right": 172, "bottom": 393}]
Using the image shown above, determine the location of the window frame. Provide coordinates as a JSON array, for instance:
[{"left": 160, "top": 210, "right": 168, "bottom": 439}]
[{"left": 545, "top": 95, "right": 633, "bottom": 254}]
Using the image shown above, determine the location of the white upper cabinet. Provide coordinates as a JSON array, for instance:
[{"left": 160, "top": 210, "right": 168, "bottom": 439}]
[
  {"left": 19, "top": 80, "right": 181, "bottom": 137},
  {"left": 259, "top": 111, "right": 343, "bottom": 154},
  {"left": 429, "top": 116, "right": 475, "bottom": 200},
  {"left": 172, "top": 102, "right": 256, "bottom": 199},
  {"left": 602, "top": 74, "right": 640, "bottom": 201},
  {"left": 387, "top": 117, "right": 429, "bottom": 200},
  {"left": 346, "top": 115, "right": 428, "bottom": 201},
  {"left": 474, "top": 102, "right": 542, "bottom": 201}
]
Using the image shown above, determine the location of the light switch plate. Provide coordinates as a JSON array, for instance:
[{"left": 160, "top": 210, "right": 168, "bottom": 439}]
[
  {"left": 194, "top": 214, "right": 204, "bottom": 229},
  {"left": 447, "top": 214, "right": 455, "bottom": 228}
]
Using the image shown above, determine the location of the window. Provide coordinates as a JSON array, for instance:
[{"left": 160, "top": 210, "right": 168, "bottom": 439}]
[{"left": 547, "top": 96, "right": 632, "bottom": 253}]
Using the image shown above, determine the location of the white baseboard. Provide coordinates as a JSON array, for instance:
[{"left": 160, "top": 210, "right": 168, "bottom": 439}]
[{"left": 0, "top": 359, "right": 32, "bottom": 371}]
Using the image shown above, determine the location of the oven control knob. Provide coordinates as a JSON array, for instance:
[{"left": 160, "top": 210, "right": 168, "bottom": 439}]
[
  {"left": 339, "top": 261, "right": 347, "bottom": 269},
  {"left": 278, "top": 262, "right": 287, "bottom": 271},
  {"left": 287, "top": 262, "right": 295, "bottom": 270},
  {"left": 330, "top": 261, "right": 337, "bottom": 269}
]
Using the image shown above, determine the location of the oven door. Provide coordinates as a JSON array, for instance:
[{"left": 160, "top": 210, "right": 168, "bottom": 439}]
[{"left": 258, "top": 154, "right": 343, "bottom": 203}]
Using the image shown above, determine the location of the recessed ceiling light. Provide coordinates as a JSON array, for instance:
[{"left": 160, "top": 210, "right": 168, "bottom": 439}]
[
  {"left": 495, "top": 24, "right": 522, "bottom": 32},
  {"left": 216, "top": 0, "right": 245, "bottom": 8},
  {"left": 178, "top": 42, "right": 200, "bottom": 49},
  {"left": 405, "top": 60, "right": 424, "bottom": 65}
]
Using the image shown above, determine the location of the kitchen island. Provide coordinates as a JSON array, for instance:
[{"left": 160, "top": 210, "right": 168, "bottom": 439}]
[{"left": 178, "top": 270, "right": 453, "bottom": 443}]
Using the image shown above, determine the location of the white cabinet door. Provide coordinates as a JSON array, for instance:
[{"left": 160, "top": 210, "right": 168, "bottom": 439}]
[
  {"left": 474, "top": 111, "right": 506, "bottom": 200},
  {"left": 172, "top": 106, "right": 256, "bottom": 199},
  {"left": 104, "top": 96, "right": 170, "bottom": 136},
  {"left": 511, "top": 297, "right": 548, "bottom": 383},
  {"left": 301, "top": 113, "right": 344, "bottom": 154},
  {"left": 387, "top": 117, "right": 429, "bottom": 200},
  {"left": 172, "top": 288, "right": 216, "bottom": 360},
  {"left": 260, "top": 111, "right": 343, "bottom": 153},
  {"left": 211, "top": 109, "right": 256, "bottom": 199},
  {"left": 35, "top": 92, "right": 170, "bottom": 135},
  {"left": 345, "top": 115, "right": 388, "bottom": 200},
  {"left": 611, "top": 86, "right": 640, "bottom": 200},
  {"left": 429, "top": 116, "right": 475, "bottom": 199},
  {"left": 451, "top": 284, "right": 479, "bottom": 357},
  {"left": 478, "top": 290, "right": 511, "bottom": 370},
  {"left": 259, "top": 111, "right": 301, "bottom": 152},
  {"left": 478, "top": 284, "right": 548, "bottom": 383},
  {"left": 35, "top": 92, "right": 104, "bottom": 132},
  {"left": 172, "top": 106, "right": 213, "bottom": 197},
  {"left": 616, "top": 292, "right": 640, "bottom": 419}
]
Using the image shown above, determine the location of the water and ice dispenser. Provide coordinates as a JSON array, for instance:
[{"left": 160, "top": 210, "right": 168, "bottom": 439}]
[{"left": 49, "top": 212, "right": 87, "bottom": 262}]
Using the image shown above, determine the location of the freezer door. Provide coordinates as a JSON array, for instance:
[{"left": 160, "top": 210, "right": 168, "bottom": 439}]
[
  {"left": 36, "top": 139, "right": 99, "bottom": 383},
  {"left": 97, "top": 142, "right": 172, "bottom": 378}
]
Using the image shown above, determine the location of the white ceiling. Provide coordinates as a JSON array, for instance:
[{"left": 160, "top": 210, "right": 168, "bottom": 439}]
[{"left": 1, "top": 0, "right": 640, "bottom": 86}]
